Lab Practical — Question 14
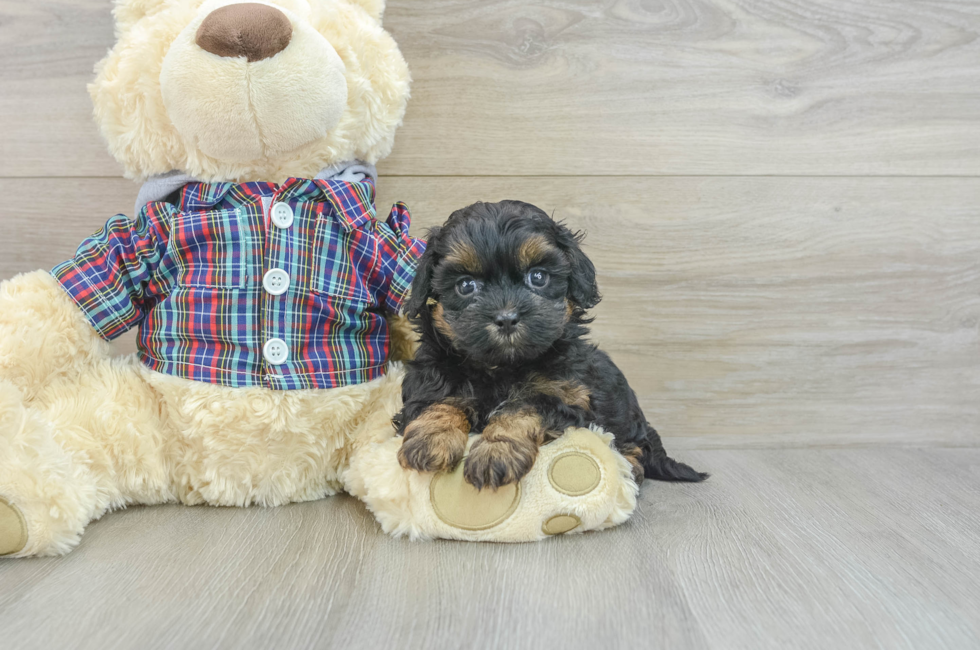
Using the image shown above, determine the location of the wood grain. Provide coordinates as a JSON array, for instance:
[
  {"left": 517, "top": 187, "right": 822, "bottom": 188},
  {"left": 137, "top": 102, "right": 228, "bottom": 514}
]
[
  {"left": 2, "top": 1, "right": 980, "bottom": 177},
  {"left": 0, "top": 0, "right": 117, "bottom": 177},
  {"left": 2, "top": 2, "right": 979, "bottom": 647},
  {"left": 378, "top": 176, "right": 980, "bottom": 446},
  {"left": 383, "top": 0, "right": 980, "bottom": 176},
  {"left": 3, "top": 176, "right": 976, "bottom": 445},
  {"left": 641, "top": 448, "right": 980, "bottom": 649},
  {"left": 1, "top": 449, "right": 979, "bottom": 649}
]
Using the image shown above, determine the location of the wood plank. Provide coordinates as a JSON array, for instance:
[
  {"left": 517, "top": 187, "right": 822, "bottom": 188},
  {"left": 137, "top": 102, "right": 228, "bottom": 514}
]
[
  {"left": 1, "top": 449, "right": 979, "bottom": 649},
  {"left": 643, "top": 448, "right": 980, "bottom": 649},
  {"left": 2, "top": 1, "right": 980, "bottom": 177},
  {"left": 0, "top": 0, "right": 120, "bottom": 177},
  {"left": 0, "top": 178, "right": 137, "bottom": 278},
  {"left": 383, "top": 0, "right": 980, "bottom": 176},
  {"left": 1, "top": 176, "right": 978, "bottom": 445},
  {"left": 381, "top": 176, "right": 980, "bottom": 445}
]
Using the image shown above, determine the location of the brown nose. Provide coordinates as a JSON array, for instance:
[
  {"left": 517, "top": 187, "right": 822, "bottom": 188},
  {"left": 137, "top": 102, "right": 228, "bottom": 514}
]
[{"left": 196, "top": 3, "right": 292, "bottom": 63}]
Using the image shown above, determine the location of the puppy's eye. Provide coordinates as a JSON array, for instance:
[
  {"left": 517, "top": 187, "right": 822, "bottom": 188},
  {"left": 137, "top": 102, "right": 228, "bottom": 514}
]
[
  {"left": 526, "top": 268, "right": 550, "bottom": 289},
  {"left": 455, "top": 276, "right": 481, "bottom": 297}
]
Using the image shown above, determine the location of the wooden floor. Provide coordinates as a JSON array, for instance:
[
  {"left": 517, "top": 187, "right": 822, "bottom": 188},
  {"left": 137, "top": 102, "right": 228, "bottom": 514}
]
[
  {"left": 1, "top": 1, "right": 980, "bottom": 648},
  {"left": 2, "top": 448, "right": 979, "bottom": 650},
  {"left": 1, "top": 0, "right": 978, "bottom": 446}
]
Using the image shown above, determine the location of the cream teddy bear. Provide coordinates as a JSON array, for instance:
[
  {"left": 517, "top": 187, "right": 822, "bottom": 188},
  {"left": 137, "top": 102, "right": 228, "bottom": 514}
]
[{"left": 0, "top": 0, "right": 638, "bottom": 557}]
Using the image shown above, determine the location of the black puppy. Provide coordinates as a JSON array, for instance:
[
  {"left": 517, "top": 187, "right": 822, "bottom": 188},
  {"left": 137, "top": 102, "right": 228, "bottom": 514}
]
[{"left": 393, "top": 200, "right": 708, "bottom": 490}]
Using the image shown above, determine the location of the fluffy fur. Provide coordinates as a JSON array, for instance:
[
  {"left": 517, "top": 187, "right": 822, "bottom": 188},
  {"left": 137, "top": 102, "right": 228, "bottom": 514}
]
[
  {"left": 0, "top": 1, "right": 640, "bottom": 556},
  {"left": 349, "top": 427, "right": 639, "bottom": 542},
  {"left": 91, "top": 0, "right": 410, "bottom": 182},
  {"left": 0, "top": 272, "right": 406, "bottom": 555},
  {"left": 395, "top": 201, "right": 709, "bottom": 490}
]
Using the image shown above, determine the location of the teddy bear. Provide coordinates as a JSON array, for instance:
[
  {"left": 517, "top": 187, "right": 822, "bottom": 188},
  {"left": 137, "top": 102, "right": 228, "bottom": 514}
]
[{"left": 0, "top": 0, "right": 639, "bottom": 558}]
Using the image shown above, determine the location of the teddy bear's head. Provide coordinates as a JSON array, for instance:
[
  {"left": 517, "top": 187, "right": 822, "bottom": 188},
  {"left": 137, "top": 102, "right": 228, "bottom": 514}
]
[{"left": 92, "top": 0, "right": 410, "bottom": 182}]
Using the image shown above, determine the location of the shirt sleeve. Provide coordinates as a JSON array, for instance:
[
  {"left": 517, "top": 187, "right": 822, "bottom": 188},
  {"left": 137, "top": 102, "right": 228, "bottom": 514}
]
[
  {"left": 374, "top": 202, "right": 426, "bottom": 315},
  {"left": 50, "top": 202, "right": 175, "bottom": 340}
]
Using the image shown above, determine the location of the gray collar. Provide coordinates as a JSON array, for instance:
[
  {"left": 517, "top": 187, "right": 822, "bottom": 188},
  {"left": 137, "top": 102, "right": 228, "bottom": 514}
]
[{"left": 134, "top": 161, "right": 377, "bottom": 215}]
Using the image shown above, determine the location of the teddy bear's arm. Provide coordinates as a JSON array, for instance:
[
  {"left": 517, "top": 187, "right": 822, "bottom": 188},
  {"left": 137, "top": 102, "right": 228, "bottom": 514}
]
[{"left": 51, "top": 204, "right": 177, "bottom": 341}]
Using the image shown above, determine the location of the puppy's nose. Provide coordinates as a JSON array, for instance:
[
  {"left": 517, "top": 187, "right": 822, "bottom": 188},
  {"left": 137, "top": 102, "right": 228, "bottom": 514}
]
[
  {"left": 494, "top": 311, "right": 520, "bottom": 334},
  {"left": 196, "top": 3, "right": 292, "bottom": 63}
]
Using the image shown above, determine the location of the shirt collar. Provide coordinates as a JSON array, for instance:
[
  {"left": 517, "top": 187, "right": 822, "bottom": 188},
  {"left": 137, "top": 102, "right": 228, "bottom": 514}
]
[{"left": 135, "top": 163, "right": 378, "bottom": 232}]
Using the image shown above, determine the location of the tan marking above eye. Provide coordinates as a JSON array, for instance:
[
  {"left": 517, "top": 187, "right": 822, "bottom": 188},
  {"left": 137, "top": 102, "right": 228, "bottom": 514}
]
[
  {"left": 518, "top": 235, "right": 559, "bottom": 270},
  {"left": 445, "top": 241, "right": 483, "bottom": 275}
]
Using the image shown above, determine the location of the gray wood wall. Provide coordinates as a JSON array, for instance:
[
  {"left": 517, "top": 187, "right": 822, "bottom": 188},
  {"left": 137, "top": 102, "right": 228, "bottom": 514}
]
[{"left": 1, "top": 0, "right": 978, "bottom": 446}]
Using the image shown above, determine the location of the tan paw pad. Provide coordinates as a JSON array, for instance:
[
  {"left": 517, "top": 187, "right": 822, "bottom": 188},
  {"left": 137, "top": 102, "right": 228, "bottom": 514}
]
[
  {"left": 430, "top": 461, "right": 521, "bottom": 531},
  {"left": 0, "top": 497, "right": 27, "bottom": 556},
  {"left": 548, "top": 452, "right": 601, "bottom": 496},
  {"left": 542, "top": 514, "right": 582, "bottom": 536}
]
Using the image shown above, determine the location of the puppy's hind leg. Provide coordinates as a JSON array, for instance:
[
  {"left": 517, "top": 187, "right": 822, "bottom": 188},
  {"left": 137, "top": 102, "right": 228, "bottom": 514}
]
[{"left": 636, "top": 424, "right": 709, "bottom": 482}]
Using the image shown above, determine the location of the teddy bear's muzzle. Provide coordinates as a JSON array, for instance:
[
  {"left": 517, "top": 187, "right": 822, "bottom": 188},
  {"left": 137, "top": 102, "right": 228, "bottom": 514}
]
[
  {"left": 196, "top": 3, "right": 292, "bottom": 63},
  {"left": 159, "top": 1, "right": 349, "bottom": 164}
]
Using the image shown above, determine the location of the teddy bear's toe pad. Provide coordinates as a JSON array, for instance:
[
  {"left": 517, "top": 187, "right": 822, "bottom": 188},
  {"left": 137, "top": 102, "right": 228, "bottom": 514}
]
[
  {"left": 542, "top": 514, "right": 582, "bottom": 535},
  {"left": 355, "top": 427, "right": 639, "bottom": 542},
  {"left": 430, "top": 461, "right": 521, "bottom": 531},
  {"left": 548, "top": 452, "right": 601, "bottom": 496},
  {"left": 0, "top": 497, "right": 28, "bottom": 556}
]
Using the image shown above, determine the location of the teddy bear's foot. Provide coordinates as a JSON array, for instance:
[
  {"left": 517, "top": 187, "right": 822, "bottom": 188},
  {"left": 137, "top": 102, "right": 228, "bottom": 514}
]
[
  {"left": 429, "top": 446, "right": 606, "bottom": 533},
  {"left": 347, "top": 426, "right": 640, "bottom": 542},
  {"left": 0, "top": 496, "right": 28, "bottom": 556},
  {"left": 0, "top": 380, "right": 101, "bottom": 557},
  {"left": 429, "top": 459, "right": 522, "bottom": 531}
]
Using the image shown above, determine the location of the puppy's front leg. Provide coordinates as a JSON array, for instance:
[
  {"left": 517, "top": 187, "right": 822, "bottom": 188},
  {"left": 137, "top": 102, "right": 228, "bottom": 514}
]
[
  {"left": 398, "top": 403, "right": 471, "bottom": 473},
  {"left": 464, "top": 409, "right": 545, "bottom": 490}
]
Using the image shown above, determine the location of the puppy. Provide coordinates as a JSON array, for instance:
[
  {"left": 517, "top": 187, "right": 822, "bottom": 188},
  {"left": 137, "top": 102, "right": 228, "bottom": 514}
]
[{"left": 393, "top": 200, "right": 708, "bottom": 490}]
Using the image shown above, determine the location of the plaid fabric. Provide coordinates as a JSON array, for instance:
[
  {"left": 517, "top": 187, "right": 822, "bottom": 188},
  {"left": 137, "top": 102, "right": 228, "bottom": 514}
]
[{"left": 52, "top": 177, "right": 425, "bottom": 390}]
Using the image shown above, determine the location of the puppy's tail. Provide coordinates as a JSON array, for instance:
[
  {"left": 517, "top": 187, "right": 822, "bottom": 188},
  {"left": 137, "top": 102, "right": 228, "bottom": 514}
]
[{"left": 641, "top": 425, "right": 709, "bottom": 483}]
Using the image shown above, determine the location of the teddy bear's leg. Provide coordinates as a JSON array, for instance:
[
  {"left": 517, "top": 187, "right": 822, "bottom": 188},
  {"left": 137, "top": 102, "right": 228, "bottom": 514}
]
[
  {"left": 0, "top": 271, "right": 120, "bottom": 556},
  {"left": 0, "top": 380, "right": 104, "bottom": 556},
  {"left": 0, "top": 355, "right": 179, "bottom": 557},
  {"left": 347, "top": 407, "right": 641, "bottom": 543}
]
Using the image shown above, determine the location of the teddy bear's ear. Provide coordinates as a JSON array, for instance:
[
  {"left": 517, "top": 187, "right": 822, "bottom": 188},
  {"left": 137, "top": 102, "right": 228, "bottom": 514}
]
[
  {"left": 112, "top": 0, "right": 167, "bottom": 34},
  {"left": 342, "top": 0, "right": 386, "bottom": 23}
]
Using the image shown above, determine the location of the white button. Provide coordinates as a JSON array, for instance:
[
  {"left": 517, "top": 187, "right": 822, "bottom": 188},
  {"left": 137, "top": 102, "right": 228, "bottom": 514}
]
[
  {"left": 263, "top": 269, "right": 290, "bottom": 296},
  {"left": 263, "top": 338, "right": 289, "bottom": 365},
  {"left": 271, "top": 202, "right": 293, "bottom": 228}
]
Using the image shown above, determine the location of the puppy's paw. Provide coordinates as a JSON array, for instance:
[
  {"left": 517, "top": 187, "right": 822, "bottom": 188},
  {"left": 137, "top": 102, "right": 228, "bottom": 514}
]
[
  {"left": 463, "top": 435, "right": 538, "bottom": 491},
  {"left": 398, "top": 429, "right": 467, "bottom": 473},
  {"left": 397, "top": 403, "right": 471, "bottom": 474}
]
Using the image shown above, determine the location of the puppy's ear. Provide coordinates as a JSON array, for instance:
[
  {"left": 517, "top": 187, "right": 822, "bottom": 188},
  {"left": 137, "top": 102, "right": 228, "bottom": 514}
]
[
  {"left": 554, "top": 223, "right": 601, "bottom": 310},
  {"left": 404, "top": 227, "right": 443, "bottom": 318}
]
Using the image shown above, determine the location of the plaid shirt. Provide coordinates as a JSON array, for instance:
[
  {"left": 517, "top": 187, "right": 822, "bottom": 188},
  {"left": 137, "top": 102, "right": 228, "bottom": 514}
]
[{"left": 52, "top": 177, "right": 425, "bottom": 390}]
